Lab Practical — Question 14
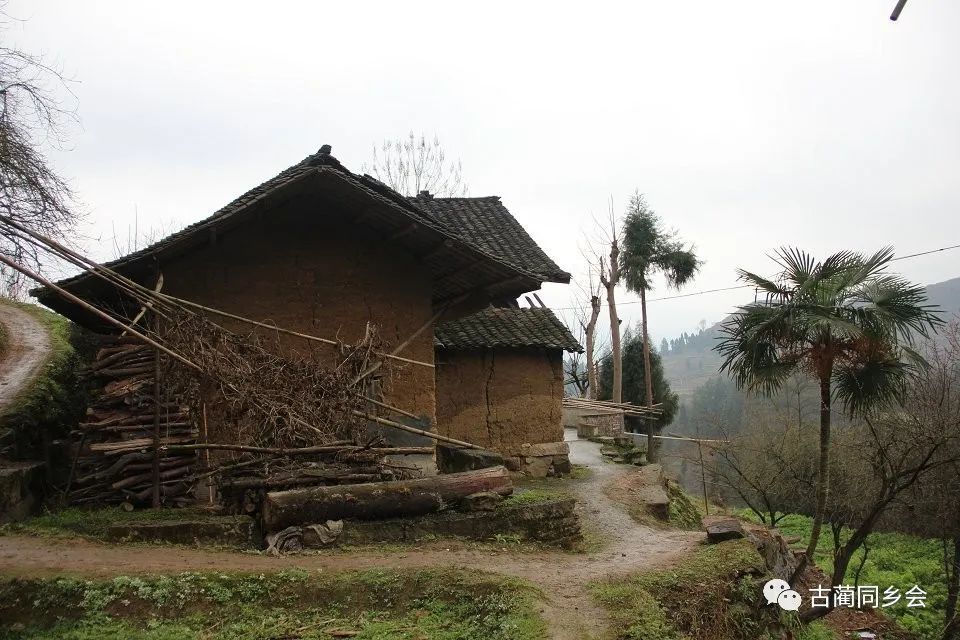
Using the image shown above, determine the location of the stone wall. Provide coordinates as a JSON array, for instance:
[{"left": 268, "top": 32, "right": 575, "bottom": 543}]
[
  {"left": 0, "top": 462, "right": 45, "bottom": 524},
  {"left": 567, "top": 409, "right": 624, "bottom": 438},
  {"left": 435, "top": 347, "right": 566, "bottom": 468},
  {"left": 160, "top": 200, "right": 438, "bottom": 440}
]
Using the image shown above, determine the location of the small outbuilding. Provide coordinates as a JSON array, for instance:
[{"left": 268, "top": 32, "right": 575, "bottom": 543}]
[{"left": 434, "top": 305, "right": 582, "bottom": 476}]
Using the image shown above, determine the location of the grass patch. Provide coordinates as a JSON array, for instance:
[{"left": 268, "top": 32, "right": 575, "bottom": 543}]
[
  {"left": 0, "top": 568, "right": 547, "bottom": 639},
  {"left": 2, "top": 506, "right": 222, "bottom": 540},
  {"left": 0, "top": 299, "right": 92, "bottom": 460},
  {"left": 569, "top": 464, "right": 591, "bottom": 480},
  {"left": 591, "top": 539, "right": 804, "bottom": 639},
  {"left": 742, "top": 511, "right": 946, "bottom": 640},
  {"left": 666, "top": 481, "right": 703, "bottom": 531},
  {"left": 501, "top": 487, "right": 572, "bottom": 507}
]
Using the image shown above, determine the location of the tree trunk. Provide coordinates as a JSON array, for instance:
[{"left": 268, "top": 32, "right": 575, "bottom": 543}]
[
  {"left": 585, "top": 295, "right": 601, "bottom": 400},
  {"left": 607, "top": 282, "right": 622, "bottom": 403},
  {"left": 639, "top": 285, "right": 657, "bottom": 461},
  {"left": 944, "top": 535, "right": 960, "bottom": 640},
  {"left": 794, "top": 374, "right": 832, "bottom": 585},
  {"left": 262, "top": 465, "right": 513, "bottom": 532}
]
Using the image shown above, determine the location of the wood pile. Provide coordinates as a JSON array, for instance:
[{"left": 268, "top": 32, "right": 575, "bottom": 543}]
[{"left": 67, "top": 336, "right": 197, "bottom": 506}]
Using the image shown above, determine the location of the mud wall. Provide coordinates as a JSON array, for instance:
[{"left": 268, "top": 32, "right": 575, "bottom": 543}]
[
  {"left": 434, "top": 347, "right": 564, "bottom": 454},
  {"left": 160, "top": 199, "right": 437, "bottom": 440}
]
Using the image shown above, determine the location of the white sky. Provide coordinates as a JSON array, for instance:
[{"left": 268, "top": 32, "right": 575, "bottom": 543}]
[{"left": 8, "top": 0, "right": 960, "bottom": 344}]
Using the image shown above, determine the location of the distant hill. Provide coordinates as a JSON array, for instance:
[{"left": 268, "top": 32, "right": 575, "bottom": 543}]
[
  {"left": 658, "top": 275, "right": 960, "bottom": 400},
  {"left": 658, "top": 322, "right": 724, "bottom": 402},
  {"left": 925, "top": 276, "right": 960, "bottom": 319}
]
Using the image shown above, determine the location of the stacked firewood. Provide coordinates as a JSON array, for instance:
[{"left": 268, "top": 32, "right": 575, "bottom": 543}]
[{"left": 67, "top": 337, "right": 198, "bottom": 506}]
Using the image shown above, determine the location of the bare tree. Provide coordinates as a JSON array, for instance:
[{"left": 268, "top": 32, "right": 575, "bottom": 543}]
[
  {"left": 107, "top": 211, "right": 183, "bottom": 260},
  {"left": 597, "top": 202, "right": 623, "bottom": 403},
  {"left": 363, "top": 132, "right": 467, "bottom": 197},
  {"left": 0, "top": 7, "right": 79, "bottom": 298},
  {"left": 571, "top": 266, "right": 603, "bottom": 400}
]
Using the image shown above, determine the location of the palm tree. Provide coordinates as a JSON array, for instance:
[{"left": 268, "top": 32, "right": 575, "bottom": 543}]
[
  {"left": 715, "top": 247, "right": 941, "bottom": 580},
  {"left": 620, "top": 192, "right": 700, "bottom": 459}
]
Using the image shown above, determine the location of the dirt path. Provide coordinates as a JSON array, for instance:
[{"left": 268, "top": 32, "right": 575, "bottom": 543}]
[
  {"left": 0, "top": 434, "right": 703, "bottom": 639},
  {"left": 0, "top": 304, "right": 51, "bottom": 411}
]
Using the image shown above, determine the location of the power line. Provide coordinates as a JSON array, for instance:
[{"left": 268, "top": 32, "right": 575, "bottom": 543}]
[
  {"left": 890, "top": 243, "right": 960, "bottom": 262},
  {"left": 550, "top": 242, "right": 960, "bottom": 312}
]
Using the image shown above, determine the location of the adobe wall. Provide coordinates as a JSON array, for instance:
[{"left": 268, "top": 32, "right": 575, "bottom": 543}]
[
  {"left": 434, "top": 347, "right": 564, "bottom": 456},
  {"left": 160, "top": 199, "right": 437, "bottom": 441}
]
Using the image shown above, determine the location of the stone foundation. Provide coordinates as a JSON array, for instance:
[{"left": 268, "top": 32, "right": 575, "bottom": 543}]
[
  {"left": 303, "top": 497, "right": 581, "bottom": 549},
  {"left": 504, "top": 441, "right": 571, "bottom": 477},
  {"left": 103, "top": 515, "right": 258, "bottom": 547},
  {"left": 568, "top": 409, "right": 624, "bottom": 438},
  {"left": 0, "top": 461, "right": 45, "bottom": 524}
]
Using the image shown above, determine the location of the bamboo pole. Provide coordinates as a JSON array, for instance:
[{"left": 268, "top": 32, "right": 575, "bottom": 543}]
[
  {"left": 1, "top": 215, "right": 432, "bottom": 370},
  {"left": 0, "top": 254, "right": 201, "bottom": 372},
  {"left": 353, "top": 410, "right": 481, "bottom": 450},
  {"left": 157, "top": 293, "right": 435, "bottom": 369},
  {"left": 698, "top": 441, "right": 709, "bottom": 516},
  {"left": 163, "top": 443, "right": 433, "bottom": 455}
]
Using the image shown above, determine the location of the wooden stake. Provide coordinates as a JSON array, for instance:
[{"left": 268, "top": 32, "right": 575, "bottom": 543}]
[
  {"left": 698, "top": 441, "right": 709, "bottom": 516},
  {"left": 202, "top": 402, "right": 213, "bottom": 505},
  {"left": 151, "top": 347, "right": 161, "bottom": 508}
]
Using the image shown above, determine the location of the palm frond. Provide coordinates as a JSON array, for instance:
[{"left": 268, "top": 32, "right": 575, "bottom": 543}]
[
  {"left": 771, "top": 247, "right": 818, "bottom": 288},
  {"left": 737, "top": 269, "right": 792, "bottom": 300},
  {"left": 833, "top": 356, "right": 909, "bottom": 416}
]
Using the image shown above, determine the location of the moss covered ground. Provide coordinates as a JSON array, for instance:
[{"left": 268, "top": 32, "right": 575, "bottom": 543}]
[
  {"left": 0, "top": 568, "right": 547, "bottom": 639},
  {"left": 1, "top": 506, "right": 222, "bottom": 539},
  {"left": 591, "top": 538, "right": 835, "bottom": 640}
]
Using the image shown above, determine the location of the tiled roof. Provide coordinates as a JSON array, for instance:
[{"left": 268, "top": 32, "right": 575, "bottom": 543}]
[
  {"left": 34, "top": 146, "right": 573, "bottom": 330},
  {"left": 435, "top": 306, "right": 582, "bottom": 352},
  {"left": 411, "top": 195, "right": 570, "bottom": 283}
]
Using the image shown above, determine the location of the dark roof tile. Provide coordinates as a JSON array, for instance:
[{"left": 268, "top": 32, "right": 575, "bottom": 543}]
[
  {"left": 435, "top": 306, "right": 582, "bottom": 352},
  {"left": 411, "top": 195, "right": 570, "bottom": 283}
]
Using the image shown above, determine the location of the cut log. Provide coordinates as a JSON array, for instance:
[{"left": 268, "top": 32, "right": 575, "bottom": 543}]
[{"left": 262, "top": 465, "right": 513, "bottom": 532}]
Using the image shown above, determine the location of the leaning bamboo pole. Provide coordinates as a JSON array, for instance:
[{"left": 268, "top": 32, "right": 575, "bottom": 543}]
[
  {"left": 0, "top": 254, "right": 201, "bottom": 371},
  {"left": 1, "top": 218, "right": 488, "bottom": 454},
  {"left": 1, "top": 215, "right": 434, "bottom": 370}
]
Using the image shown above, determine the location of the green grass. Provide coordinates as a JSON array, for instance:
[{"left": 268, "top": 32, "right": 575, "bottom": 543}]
[
  {"left": 0, "top": 568, "right": 547, "bottom": 639},
  {"left": 569, "top": 464, "right": 592, "bottom": 480},
  {"left": 501, "top": 487, "right": 572, "bottom": 507},
  {"left": 743, "top": 512, "right": 947, "bottom": 640},
  {"left": 591, "top": 539, "right": 820, "bottom": 640},
  {"left": 2, "top": 506, "right": 222, "bottom": 539},
  {"left": 0, "top": 299, "right": 92, "bottom": 460},
  {"left": 666, "top": 481, "right": 704, "bottom": 531}
]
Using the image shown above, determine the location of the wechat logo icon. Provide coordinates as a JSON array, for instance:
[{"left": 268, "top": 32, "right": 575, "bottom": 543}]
[{"left": 764, "top": 578, "right": 802, "bottom": 611}]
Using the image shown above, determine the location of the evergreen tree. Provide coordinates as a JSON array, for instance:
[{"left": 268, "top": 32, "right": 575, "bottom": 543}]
[{"left": 598, "top": 332, "right": 679, "bottom": 431}]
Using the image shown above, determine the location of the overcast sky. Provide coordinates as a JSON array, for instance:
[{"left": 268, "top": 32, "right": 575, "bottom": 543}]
[{"left": 9, "top": 0, "right": 960, "bottom": 344}]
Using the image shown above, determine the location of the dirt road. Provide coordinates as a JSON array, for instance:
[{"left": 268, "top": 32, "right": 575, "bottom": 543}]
[
  {"left": 0, "top": 304, "right": 51, "bottom": 411},
  {"left": 0, "top": 435, "right": 703, "bottom": 639}
]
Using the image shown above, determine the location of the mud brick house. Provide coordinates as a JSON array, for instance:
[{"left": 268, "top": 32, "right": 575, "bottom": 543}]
[
  {"left": 435, "top": 305, "right": 582, "bottom": 476},
  {"left": 35, "top": 145, "right": 580, "bottom": 468}
]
